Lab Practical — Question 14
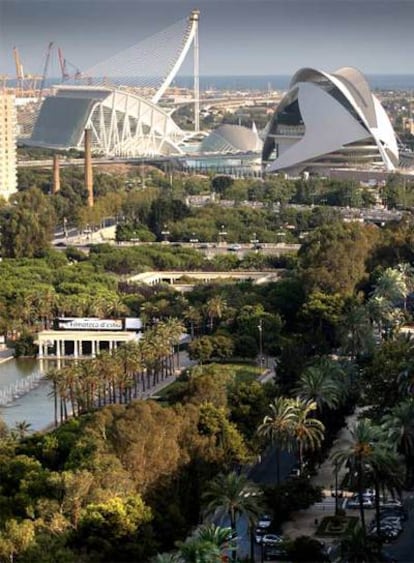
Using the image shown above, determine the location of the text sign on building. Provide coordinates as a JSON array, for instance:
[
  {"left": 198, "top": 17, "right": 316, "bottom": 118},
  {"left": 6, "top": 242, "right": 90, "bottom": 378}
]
[{"left": 58, "top": 318, "right": 123, "bottom": 331}]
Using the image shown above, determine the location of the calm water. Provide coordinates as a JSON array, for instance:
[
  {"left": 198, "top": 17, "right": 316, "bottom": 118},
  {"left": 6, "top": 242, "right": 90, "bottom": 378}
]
[{"left": 0, "top": 359, "right": 55, "bottom": 432}]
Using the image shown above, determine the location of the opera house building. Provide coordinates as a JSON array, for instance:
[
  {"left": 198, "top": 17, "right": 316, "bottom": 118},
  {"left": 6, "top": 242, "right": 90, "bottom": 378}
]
[{"left": 262, "top": 67, "right": 399, "bottom": 176}]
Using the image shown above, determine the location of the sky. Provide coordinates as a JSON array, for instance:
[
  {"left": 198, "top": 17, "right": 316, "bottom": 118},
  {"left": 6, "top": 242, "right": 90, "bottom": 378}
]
[{"left": 0, "top": 0, "right": 413, "bottom": 77}]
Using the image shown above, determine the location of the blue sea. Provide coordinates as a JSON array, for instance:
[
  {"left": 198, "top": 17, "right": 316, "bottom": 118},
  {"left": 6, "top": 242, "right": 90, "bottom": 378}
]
[{"left": 174, "top": 74, "right": 414, "bottom": 92}]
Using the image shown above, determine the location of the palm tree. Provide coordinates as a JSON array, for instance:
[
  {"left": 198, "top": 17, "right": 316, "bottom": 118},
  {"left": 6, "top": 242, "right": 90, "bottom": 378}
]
[
  {"left": 294, "top": 360, "right": 343, "bottom": 414},
  {"left": 340, "top": 524, "right": 382, "bottom": 562},
  {"left": 340, "top": 302, "right": 375, "bottom": 360},
  {"left": 290, "top": 397, "right": 325, "bottom": 473},
  {"left": 205, "top": 296, "right": 227, "bottom": 332},
  {"left": 202, "top": 471, "right": 262, "bottom": 562},
  {"left": 176, "top": 537, "right": 221, "bottom": 563},
  {"left": 369, "top": 444, "right": 403, "bottom": 539},
  {"left": 177, "top": 524, "right": 235, "bottom": 563},
  {"left": 257, "top": 397, "right": 297, "bottom": 484},
  {"left": 14, "top": 420, "right": 32, "bottom": 439},
  {"left": 382, "top": 398, "right": 414, "bottom": 485},
  {"left": 332, "top": 419, "right": 384, "bottom": 537},
  {"left": 372, "top": 267, "right": 407, "bottom": 304}
]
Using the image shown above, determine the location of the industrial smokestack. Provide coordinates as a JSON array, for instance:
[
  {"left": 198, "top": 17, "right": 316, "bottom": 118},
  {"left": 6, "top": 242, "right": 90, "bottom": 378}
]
[
  {"left": 84, "top": 128, "right": 94, "bottom": 207},
  {"left": 52, "top": 153, "right": 60, "bottom": 194}
]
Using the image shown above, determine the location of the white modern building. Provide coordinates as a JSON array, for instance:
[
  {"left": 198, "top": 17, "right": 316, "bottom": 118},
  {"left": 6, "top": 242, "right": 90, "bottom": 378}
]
[
  {"left": 29, "top": 86, "right": 187, "bottom": 157},
  {"left": 0, "top": 93, "right": 17, "bottom": 200},
  {"left": 262, "top": 67, "right": 399, "bottom": 176}
]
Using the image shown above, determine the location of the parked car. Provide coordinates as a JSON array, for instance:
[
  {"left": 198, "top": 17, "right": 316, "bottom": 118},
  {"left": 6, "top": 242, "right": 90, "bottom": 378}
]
[
  {"left": 368, "top": 524, "right": 402, "bottom": 542},
  {"left": 254, "top": 514, "right": 272, "bottom": 543},
  {"left": 346, "top": 495, "right": 374, "bottom": 509},
  {"left": 380, "top": 506, "right": 408, "bottom": 521},
  {"left": 228, "top": 244, "right": 242, "bottom": 251},
  {"left": 380, "top": 498, "right": 403, "bottom": 509},
  {"left": 257, "top": 514, "right": 272, "bottom": 529},
  {"left": 262, "top": 534, "right": 284, "bottom": 546}
]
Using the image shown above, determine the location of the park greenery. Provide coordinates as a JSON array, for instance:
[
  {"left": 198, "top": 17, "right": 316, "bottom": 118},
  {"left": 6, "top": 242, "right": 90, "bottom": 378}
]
[{"left": 1, "top": 164, "right": 414, "bottom": 559}]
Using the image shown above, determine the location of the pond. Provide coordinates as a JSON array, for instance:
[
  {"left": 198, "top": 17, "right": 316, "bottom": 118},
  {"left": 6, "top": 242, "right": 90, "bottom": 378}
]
[{"left": 0, "top": 358, "right": 55, "bottom": 432}]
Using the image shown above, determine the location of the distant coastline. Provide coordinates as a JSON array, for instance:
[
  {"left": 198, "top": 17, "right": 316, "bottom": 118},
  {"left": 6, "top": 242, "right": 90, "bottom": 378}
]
[{"left": 174, "top": 74, "right": 414, "bottom": 91}]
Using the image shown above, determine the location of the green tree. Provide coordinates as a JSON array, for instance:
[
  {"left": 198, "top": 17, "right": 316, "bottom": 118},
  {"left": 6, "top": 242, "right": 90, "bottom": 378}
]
[
  {"left": 382, "top": 398, "right": 414, "bottom": 485},
  {"left": 202, "top": 472, "right": 262, "bottom": 561},
  {"left": 257, "top": 397, "right": 297, "bottom": 484},
  {"left": 0, "top": 187, "right": 56, "bottom": 258},
  {"left": 290, "top": 398, "right": 325, "bottom": 472},
  {"left": 332, "top": 419, "right": 384, "bottom": 537}
]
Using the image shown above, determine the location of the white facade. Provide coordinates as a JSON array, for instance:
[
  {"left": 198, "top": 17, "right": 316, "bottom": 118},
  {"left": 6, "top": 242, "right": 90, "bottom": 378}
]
[
  {"left": 0, "top": 94, "right": 17, "bottom": 200},
  {"left": 262, "top": 67, "right": 399, "bottom": 175}
]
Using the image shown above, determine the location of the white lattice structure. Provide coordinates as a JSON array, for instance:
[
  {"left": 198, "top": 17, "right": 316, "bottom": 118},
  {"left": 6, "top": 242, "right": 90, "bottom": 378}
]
[{"left": 28, "top": 11, "right": 200, "bottom": 156}]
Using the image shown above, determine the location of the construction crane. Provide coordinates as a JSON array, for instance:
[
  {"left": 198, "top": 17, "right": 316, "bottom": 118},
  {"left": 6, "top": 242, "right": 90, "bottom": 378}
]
[
  {"left": 58, "top": 47, "right": 82, "bottom": 82},
  {"left": 13, "top": 47, "right": 24, "bottom": 93},
  {"left": 38, "top": 41, "right": 54, "bottom": 102}
]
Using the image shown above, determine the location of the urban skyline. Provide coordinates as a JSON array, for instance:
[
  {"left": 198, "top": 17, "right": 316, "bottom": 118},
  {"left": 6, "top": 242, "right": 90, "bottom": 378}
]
[{"left": 0, "top": 0, "right": 413, "bottom": 78}]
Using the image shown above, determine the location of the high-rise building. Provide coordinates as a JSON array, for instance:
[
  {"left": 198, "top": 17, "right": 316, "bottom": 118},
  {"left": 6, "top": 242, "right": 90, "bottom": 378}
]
[{"left": 0, "top": 94, "right": 17, "bottom": 200}]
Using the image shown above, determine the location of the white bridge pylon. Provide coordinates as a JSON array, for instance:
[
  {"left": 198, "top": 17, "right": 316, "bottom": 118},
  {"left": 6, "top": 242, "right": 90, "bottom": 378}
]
[
  {"left": 152, "top": 10, "right": 199, "bottom": 132},
  {"left": 77, "top": 11, "right": 200, "bottom": 132}
]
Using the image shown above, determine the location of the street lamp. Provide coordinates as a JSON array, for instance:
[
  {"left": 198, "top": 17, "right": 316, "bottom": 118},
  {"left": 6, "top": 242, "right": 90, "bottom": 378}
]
[
  {"left": 161, "top": 224, "right": 170, "bottom": 243},
  {"left": 218, "top": 224, "right": 227, "bottom": 246},
  {"left": 257, "top": 319, "right": 264, "bottom": 367},
  {"left": 189, "top": 232, "right": 199, "bottom": 245},
  {"left": 250, "top": 232, "right": 259, "bottom": 249}
]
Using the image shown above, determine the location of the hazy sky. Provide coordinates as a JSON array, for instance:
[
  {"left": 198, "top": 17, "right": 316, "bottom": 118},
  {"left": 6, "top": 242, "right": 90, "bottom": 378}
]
[{"left": 0, "top": 0, "right": 413, "bottom": 77}]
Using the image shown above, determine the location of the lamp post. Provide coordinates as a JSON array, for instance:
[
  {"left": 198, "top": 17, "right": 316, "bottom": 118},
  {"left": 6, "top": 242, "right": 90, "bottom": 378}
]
[
  {"left": 218, "top": 224, "right": 227, "bottom": 246},
  {"left": 250, "top": 232, "right": 259, "bottom": 249},
  {"left": 257, "top": 319, "right": 264, "bottom": 367},
  {"left": 334, "top": 459, "right": 339, "bottom": 515},
  {"left": 161, "top": 224, "right": 170, "bottom": 243},
  {"left": 189, "top": 232, "right": 199, "bottom": 246}
]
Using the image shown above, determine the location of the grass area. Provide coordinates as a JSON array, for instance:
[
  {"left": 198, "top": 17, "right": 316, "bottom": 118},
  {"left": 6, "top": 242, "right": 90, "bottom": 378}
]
[{"left": 315, "top": 515, "right": 359, "bottom": 538}]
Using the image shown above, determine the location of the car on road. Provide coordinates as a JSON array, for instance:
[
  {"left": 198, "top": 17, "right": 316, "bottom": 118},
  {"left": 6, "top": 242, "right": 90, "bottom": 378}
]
[
  {"left": 254, "top": 514, "right": 272, "bottom": 543},
  {"left": 227, "top": 244, "right": 242, "bottom": 251},
  {"left": 380, "top": 506, "right": 408, "bottom": 521},
  {"left": 346, "top": 495, "right": 374, "bottom": 509},
  {"left": 262, "top": 534, "right": 284, "bottom": 546}
]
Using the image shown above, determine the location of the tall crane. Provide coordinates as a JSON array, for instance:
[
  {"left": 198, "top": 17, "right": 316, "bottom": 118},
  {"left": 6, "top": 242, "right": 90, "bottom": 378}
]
[
  {"left": 38, "top": 41, "right": 54, "bottom": 102},
  {"left": 13, "top": 47, "right": 24, "bottom": 92},
  {"left": 58, "top": 47, "right": 81, "bottom": 82}
]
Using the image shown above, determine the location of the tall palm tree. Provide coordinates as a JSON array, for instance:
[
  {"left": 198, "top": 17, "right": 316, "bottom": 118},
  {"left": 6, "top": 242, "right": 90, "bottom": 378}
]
[
  {"left": 174, "top": 524, "right": 235, "bottom": 563},
  {"left": 340, "top": 302, "right": 375, "bottom": 360},
  {"left": 372, "top": 267, "right": 407, "bottom": 304},
  {"left": 294, "top": 360, "right": 343, "bottom": 414},
  {"left": 205, "top": 296, "right": 227, "bottom": 332},
  {"left": 290, "top": 397, "right": 325, "bottom": 472},
  {"left": 340, "top": 524, "right": 382, "bottom": 562},
  {"left": 202, "top": 471, "right": 262, "bottom": 562},
  {"left": 14, "top": 420, "right": 32, "bottom": 439},
  {"left": 257, "top": 397, "right": 297, "bottom": 484},
  {"left": 332, "top": 419, "right": 384, "bottom": 537},
  {"left": 382, "top": 398, "right": 414, "bottom": 485}
]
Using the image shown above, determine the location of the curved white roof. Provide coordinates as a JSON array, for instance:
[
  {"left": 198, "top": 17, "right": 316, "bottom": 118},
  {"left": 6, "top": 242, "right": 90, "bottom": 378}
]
[
  {"left": 201, "top": 124, "right": 262, "bottom": 154},
  {"left": 30, "top": 86, "right": 185, "bottom": 157},
  {"left": 263, "top": 66, "right": 399, "bottom": 174}
]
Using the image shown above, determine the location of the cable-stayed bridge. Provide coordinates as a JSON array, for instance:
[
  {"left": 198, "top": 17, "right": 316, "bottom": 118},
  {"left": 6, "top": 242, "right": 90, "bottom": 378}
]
[{"left": 27, "top": 11, "right": 201, "bottom": 157}]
